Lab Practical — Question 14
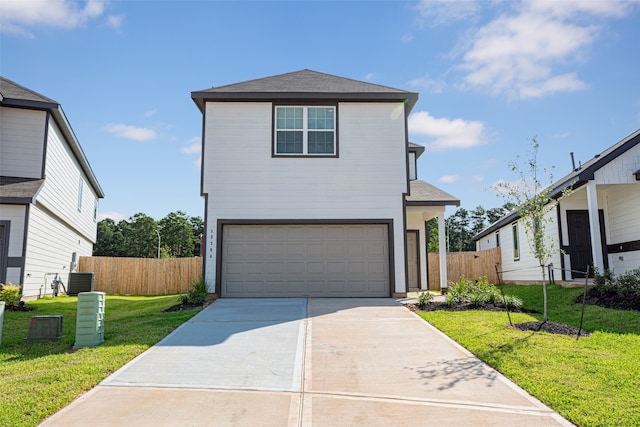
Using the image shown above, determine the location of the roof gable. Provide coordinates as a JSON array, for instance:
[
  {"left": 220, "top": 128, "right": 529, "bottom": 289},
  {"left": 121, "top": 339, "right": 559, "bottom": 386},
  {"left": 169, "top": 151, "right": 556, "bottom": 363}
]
[
  {"left": 0, "top": 76, "right": 104, "bottom": 198},
  {"left": 192, "top": 69, "right": 418, "bottom": 113}
]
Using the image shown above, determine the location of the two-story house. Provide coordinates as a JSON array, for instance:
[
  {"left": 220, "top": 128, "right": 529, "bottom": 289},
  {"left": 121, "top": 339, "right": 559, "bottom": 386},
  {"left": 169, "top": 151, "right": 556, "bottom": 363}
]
[
  {"left": 0, "top": 77, "right": 104, "bottom": 299},
  {"left": 192, "top": 70, "right": 459, "bottom": 298}
]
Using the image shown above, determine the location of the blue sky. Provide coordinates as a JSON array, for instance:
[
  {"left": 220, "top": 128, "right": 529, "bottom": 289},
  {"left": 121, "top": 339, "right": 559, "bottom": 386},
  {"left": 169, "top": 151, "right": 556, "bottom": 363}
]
[{"left": 2, "top": 0, "right": 639, "bottom": 222}]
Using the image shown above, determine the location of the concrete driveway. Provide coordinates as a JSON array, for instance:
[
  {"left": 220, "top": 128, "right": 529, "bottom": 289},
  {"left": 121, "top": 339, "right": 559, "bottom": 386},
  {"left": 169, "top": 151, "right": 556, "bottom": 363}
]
[{"left": 41, "top": 298, "right": 572, "bottom": 426}]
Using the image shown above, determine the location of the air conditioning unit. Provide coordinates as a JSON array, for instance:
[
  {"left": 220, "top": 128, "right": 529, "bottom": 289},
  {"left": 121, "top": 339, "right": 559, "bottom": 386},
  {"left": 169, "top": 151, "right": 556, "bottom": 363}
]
[{"left": 67, "top": 272, "right": 94, "bottom": 296}]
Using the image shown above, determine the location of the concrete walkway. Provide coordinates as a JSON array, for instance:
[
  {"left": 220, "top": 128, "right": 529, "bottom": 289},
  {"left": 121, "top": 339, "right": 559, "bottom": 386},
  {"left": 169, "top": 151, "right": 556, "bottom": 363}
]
[{"left": 40, "top": 298, "right": 572, "bottom": 426}]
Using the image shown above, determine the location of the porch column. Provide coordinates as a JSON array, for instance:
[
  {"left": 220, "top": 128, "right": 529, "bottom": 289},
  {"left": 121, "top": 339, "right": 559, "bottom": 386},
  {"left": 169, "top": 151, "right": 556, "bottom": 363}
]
[
  {"left": 437, "top": 214, "right": 448, "bottom": 291},
  {"left": 586, "top": 180, "right": 604, "bottom": 273}
]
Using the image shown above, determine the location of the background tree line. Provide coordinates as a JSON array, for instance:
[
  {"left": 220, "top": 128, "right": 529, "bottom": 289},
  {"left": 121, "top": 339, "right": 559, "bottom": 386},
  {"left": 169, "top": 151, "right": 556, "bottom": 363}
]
[
  {"left": 427, "top": 203, "right": 514, "bottom": 252},
  {"left": 94, "top": 211, "right": 204, "bottom": 258}
]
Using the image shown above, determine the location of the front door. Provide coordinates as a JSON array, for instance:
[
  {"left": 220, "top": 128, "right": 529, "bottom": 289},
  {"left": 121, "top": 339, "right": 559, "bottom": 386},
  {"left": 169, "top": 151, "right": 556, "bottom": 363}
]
[
  {"left": 566, "top": 210, "right": 608, "bottom": 278},
  {"left": 407, "top": 231, "right": 419, "bottom": 289}
]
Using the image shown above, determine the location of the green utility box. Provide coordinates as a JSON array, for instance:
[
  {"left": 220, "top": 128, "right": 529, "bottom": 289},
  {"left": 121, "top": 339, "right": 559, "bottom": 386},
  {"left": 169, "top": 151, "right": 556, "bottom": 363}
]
[
  {"left": 74, "top": 292, "right": 105, "bottom": 349},
  {"left": 24, "top": 315, "right": 64, "bottom": 342}
]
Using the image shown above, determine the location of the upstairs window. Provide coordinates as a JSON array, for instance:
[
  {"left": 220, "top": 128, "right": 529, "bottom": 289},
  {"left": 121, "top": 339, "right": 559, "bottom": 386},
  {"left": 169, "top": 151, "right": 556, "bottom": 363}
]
[
  {"left": 512, "top": 222, "right": 520, "bottom": 261},
  {"left": 77, "top": 178, "right": 84, "bottom": 212},
  {"left": 274, "top": 106, "right": 336, "bottom": 156}
]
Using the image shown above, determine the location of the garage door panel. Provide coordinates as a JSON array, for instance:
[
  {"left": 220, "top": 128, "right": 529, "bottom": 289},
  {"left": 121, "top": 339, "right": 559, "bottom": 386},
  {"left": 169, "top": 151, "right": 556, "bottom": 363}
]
[
  {"left": 221, "top": 224, "right": 389, "bottom": 297},
  {"left": 286, "top": 243, "right": 306, "bottom": 258}
]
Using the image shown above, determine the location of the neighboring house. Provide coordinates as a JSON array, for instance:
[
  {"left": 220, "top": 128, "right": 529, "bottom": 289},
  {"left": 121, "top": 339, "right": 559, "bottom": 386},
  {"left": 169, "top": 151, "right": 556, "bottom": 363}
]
[
  {"left": 0, "top": 77, "right": 104, "bottom": 299},
  {"left": 474, "top": 129, "right": 640, "bottom": 282},
  {"left": 192, "top": 69, "right": 459, "bottom": 298}
]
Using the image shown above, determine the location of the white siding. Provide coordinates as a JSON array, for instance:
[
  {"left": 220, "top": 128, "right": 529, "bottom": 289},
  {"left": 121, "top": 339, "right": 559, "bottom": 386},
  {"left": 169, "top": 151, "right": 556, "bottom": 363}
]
[
  {"left": 595, "top": 144, "right": 640, "bottom": 185},
  {"left": 605, "top": 184, "right": 640, "bottom": 244},
  {"left": 604, "top": 183, "right": 640, "bottom": 275},
  {"left": 477, "top": 232, "right": 497, "bottom": 251},
  {"left": 0, "top": 106, "right": 46, "bottom": 178},
  {"left": 203, "top": 101, "right": 408, "bottom": 292},
  {"left": 36, "top": 118, "right": 98, "bottom": 243},
  {"left": 22, "top": 204, "right": 93, "bottom": 297},
  {"left": 499, "top": 208, "right": 562, "bottom": 283}
]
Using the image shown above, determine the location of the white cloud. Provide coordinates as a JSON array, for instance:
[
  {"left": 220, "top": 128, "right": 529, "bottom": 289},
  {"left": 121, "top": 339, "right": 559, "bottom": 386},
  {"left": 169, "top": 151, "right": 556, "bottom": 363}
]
[
  {"left": 143, "top": 109, "right": 157, "bottom": 118},
  {"left": 471, "top": 175, "right": 484, "bottom": 182},
  {"left": 107, "top": 14, "right": 124, "bottom": 29},
  {"left": 415, "top": 0, "right": 481, "bottom": 25},
  {"left": 439, "top": 175, "right": 460, "bottom": 184},
  {"left": 408, "top": 111, "right": 485, "bottom": 151},
  {"left": 458, "top": 0, "right": 638, "bottom": 99},
  {"left": 105, "top": 123, "right": 157, "bottom": 141},
  {"left": 180, "top": 138, "right": 201, "bottom": 155},
  {"left": 181, "top": 137, "right": 201, "bottom": 169},
  {"left": 97, "top": 211, "right": 127, "bottom": 222},
  {"left": 364, "top": 73, "right": 376, "bottom": 81},
  {"left": 408, "top": 75, "right": 446, "bottom": 94},
  {"left": 1, "top": 0, "right": 107, "bottom": 36}
]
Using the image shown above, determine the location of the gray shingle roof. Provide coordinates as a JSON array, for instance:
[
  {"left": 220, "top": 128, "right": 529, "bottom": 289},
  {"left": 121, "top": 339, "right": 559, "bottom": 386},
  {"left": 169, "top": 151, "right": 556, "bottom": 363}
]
[
  {"left": 0, "top": 177, "right": 45, "bottom": 203},
  {"left": 1, "top": 77, "right": 57, "bottom": 107},
  {"left": 406, "top": 180, "right": 460, "bottom": 206},
  {"left": 192, "top": 69, "right": 418, "bottom": 113}
]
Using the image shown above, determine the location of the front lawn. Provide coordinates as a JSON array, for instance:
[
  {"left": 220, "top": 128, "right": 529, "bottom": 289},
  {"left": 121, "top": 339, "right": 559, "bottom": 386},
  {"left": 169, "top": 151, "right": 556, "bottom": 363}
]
[
  {"left": 418, "top": 284, "right": 640, "bottom": 427},
  {"left": 0, "top": 295, "right": 201, "bottom": 427}
]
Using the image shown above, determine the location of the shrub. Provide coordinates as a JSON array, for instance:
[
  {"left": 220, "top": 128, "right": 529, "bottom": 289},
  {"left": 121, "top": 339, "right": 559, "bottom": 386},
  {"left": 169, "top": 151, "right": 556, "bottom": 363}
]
[
  {"left": 446, "top": 276, "right": 520, "bottom": 309},
  {"left": 416, "top": 291, "right": 433, "bottom": 309},
  {"left": 179, "top": 277, "right": 208, "bottom": 306},
  {"left": 593, "top": 268, "right": 640, "bottom": 297},
  {"left": 0, "top": 283, "right": 21, "bottom": 306},
  {"left": 502, "top": 294, "right": 523, "bottom": 309}
]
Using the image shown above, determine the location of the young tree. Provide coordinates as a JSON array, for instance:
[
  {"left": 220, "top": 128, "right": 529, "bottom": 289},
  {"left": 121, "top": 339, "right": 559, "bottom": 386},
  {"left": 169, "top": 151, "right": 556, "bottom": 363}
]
[{"left": 494, "top": 136, "right": 572, "bottom": 321}]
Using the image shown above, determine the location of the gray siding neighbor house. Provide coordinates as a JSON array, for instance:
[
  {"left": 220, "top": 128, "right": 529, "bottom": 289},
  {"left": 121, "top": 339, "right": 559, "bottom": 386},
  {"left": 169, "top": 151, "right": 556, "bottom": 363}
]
[
  {"left": 192, "top": 69, "right": 459, "bottom": 298},
  {"left": 0, "top": 77, "right": 104, "bottom": 298}
]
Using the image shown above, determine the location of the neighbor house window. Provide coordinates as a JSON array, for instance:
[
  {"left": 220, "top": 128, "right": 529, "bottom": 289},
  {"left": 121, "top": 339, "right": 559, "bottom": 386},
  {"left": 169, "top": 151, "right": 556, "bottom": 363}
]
[
  {"left": 512, "top": 222, "right": 520, "bottom": 260},
  {"left": 77, "top": 178, "right": 84, "bottom": 212},
  {"left": 274, "top": 106, "right": 336, "bottom": 155}
]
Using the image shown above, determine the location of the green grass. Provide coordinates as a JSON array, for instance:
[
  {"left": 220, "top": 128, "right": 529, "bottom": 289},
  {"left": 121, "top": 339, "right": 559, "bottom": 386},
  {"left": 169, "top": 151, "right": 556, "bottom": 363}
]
[
  {"left": 0, "top": 295, "right": 200, "bottom": 427},
  {"left": 419, "top": 284, "right": 640, "bottom": 427}
]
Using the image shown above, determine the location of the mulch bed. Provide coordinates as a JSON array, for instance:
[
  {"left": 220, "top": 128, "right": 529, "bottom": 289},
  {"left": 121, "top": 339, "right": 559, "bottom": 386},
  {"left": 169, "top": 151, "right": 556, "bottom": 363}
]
[
  {"left": 512, "top": 321, "right": 590, "bottom": 337},
  {"left": 162, "top": 303, "right": 204, "bottom": 312},
  {"left": 3, "top": 302, "right": 36, "bottom": 312},
  {"left": 406, "top": 302, "right": 590, "bottom": 337},
  {"left": 578, "top": 288, "right": 640, "bottom": 311},
  {"left": 406, "top": 301, "right": 536, "bottom": 313}
]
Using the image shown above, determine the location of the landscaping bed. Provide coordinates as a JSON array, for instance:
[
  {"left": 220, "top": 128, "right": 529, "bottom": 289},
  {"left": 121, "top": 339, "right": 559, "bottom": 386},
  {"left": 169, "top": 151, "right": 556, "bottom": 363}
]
[{"left": 418, "top": 284, "right": 640, "bottom": 426}]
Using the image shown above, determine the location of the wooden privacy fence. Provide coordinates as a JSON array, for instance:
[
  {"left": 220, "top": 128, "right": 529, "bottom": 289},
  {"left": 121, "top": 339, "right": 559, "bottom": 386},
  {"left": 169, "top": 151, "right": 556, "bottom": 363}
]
[
  {"left": 79, "top": 256, "right": 202, "bottom": 295},
  {"left": 80, "top": 248, "right": 500, "bottom": 295},
  {"left": 427, "top": 247, "right": 501, "bottom": 290}
]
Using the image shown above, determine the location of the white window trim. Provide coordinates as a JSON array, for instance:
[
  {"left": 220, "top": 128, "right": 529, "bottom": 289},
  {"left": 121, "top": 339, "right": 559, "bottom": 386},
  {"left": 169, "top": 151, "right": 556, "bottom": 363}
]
[
  {"left": 274, "top": 106, "right": 336, "bottom": 156},
  {"left": 512, "top": 222, "right": 520, "bottom": 261}
]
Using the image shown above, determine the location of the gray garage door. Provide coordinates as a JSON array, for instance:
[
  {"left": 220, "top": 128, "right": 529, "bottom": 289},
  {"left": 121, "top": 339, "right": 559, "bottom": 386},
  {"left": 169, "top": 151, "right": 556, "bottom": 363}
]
[{"left": 221, "top": 224, "right": 390, "bottom": 297}]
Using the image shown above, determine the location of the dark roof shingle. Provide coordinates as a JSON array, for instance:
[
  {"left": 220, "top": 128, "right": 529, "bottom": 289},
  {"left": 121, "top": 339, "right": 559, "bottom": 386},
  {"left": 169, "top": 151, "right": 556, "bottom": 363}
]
[
  {"left": 192, "top": 69, "right": 418, "bottom": 112},
  {"left": 406, "top": 180, "right": 460, "bottom": 206}
]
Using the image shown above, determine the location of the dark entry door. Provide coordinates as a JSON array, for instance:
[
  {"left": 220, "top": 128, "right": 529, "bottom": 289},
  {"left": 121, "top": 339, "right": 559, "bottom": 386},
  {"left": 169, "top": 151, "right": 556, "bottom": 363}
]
[{"left": 566, "top": 211, "right": 593, "bottom": 278}]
